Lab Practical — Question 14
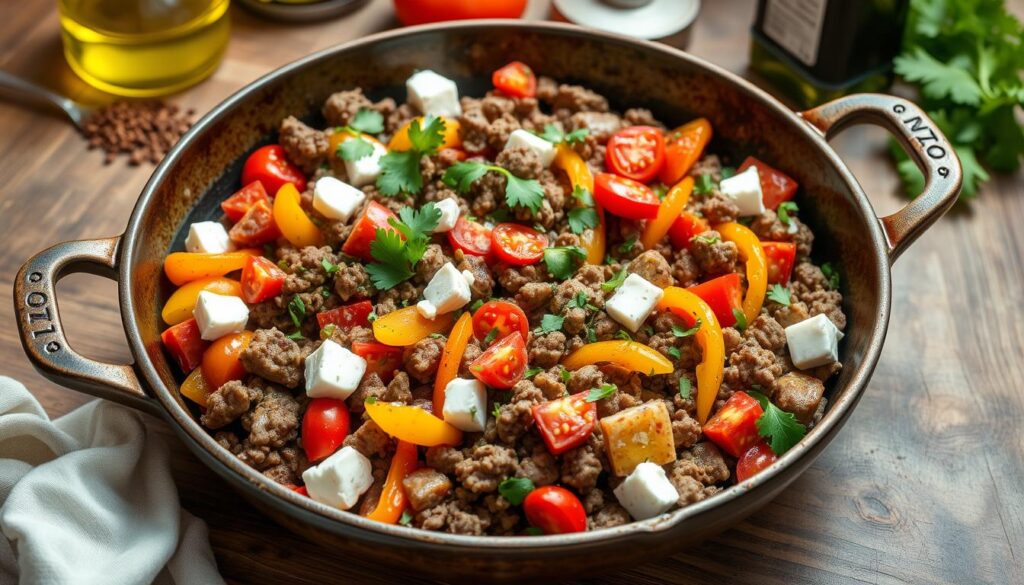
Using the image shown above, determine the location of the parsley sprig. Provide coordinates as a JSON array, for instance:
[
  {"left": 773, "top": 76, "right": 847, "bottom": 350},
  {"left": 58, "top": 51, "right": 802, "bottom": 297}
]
[
  {"left": 536, "top": 314, "right": 565, "bottom": 334},
  {"left": 568, "top": 186, "right": 599, "bottom": 234},
  {"left": 443, "top": 161, "right": 545, "bottom": 214},
  {"left": 377, "top": 116, "right": 446, "bottom": 196},
  {"left": 542, "top": 246, "right": 586, "bottom": 280},
  {"left": 748, "top": 390, "right": 807, "bottom": 455},
  {"left": 366, "top": 203, "right": 441, "bottom": 289},
  {"left": 767, "top": 284, "right": 791, "bottom": 306}
]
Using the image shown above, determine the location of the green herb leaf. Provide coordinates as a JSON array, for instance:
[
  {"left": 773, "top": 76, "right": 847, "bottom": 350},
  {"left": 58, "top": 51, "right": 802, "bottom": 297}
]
[
  {"left": 491, "top": 402, "right": 503, "bottom": 418},
  {"left": 339, "top": 137, "right": 374, "bottom": 161},
  {"left": 408, "top": 115, "right": 447, "bottom": 154},
  {"left": 720, "top": 166, "right": 736, "bottom": 179},
  {"left": 321, "top": 258, "right": 340, "bottom": 274},
  {"left": 470, "top": 299, "right": 484, "bottom": 312},
  {"left": 748, "top": 390, "right": 806, "bottom": 455},
  {"left": 672, "top": 320, "right": 701, "bottom": 337},
  {"left": 524, "top": 526, "right": 544, "bottom": 536},
  {"left": 524, "top": 367, "right": 543, "bottom": 379},
  {"left": 365, "top": 396, "right": 377, "bottom": 405},
  {"left": 615, "top": 329, "right": 633, "bottom": 341},
  {"left": 350, "top": 108, "right": 385, "bottom": 134},
  {"left": 399, "top": 510, "right": 413, "bottom": 526},
  {"left": 498, "top": 477, "right": 535, "bottom": 506},
  {"left": 568, "top": 207, "right": 599, "bottom": 234},
  {"left": 287, "top": 296, "right": 306, "bottom": 329},
  {"left": 537, "top": 314, "right": 565, "bottom": 334},
  {"left": 366, "top": 228, "right": 415, "bottom": 289},
  {"left": 566, "top": 291, "right": 589, "bottom": 311},
  {"left": 367, "top": 310, "right": 377, "bottom": 322},
  {"left": 572, "top": 185, "right": 595, "bottom": 207},
  {"left": 539, "top": 124, "right": 589, "bottom": 145},
  {"left": 692, "top": 233, "right": 720, "bottom": 246},
  {"left": 483, "top": 327, "right": 499, "bottom": 346},
  {"left": 617, "top": 235, "right": 638, "bottom": 254},
  {"left": 821, "top": 262, "right": 840, "bottom": 289},
  {"left": 586, "top": 383, "right": 617, "bottom": 402},
  {"left": 320, "top": 323, "right": 337, "bottom": 340},
  {"left": 396, "top": 202, "right": 441, "bottom": 247},
  {"left": 732, "top": 308, "right": 747, "bottom": 331},
  {"left": 442, "top": 162, "right": 544, "bottom": 214},
  {"left": 377, "top": 150, "right": 422, "bottom": 196},
  {"left": 442, "top": 160, "right": 491, "bottom": 192},
  {"left": 666, "top": 346, "right": 681, "bottom": 360},
  {"left": 693, "top": 174, "right": 715, "bottom": 195},
  {"left": 652, "top": 183, "right": 669, "bottom": 200},
  {"left": 894, "top": 47, "right": 983, "bottom": 106},
  {"left": 678, "top": 377, "right": 692, "bottom": 399},
  {"left": 777, "top": 201, "right": 798, "bottom": 225},
  {"left": 560, "top": 369, "right": 572, "bottom": 383},
  {"left": 601, "top": 269, "right": 627, "bottom": 292},
  {"left": 767, "top": 284, "right": 791, "bottom": 306},
  {"left": 542, "top": 246, "right": 586, "bottom": 280}
]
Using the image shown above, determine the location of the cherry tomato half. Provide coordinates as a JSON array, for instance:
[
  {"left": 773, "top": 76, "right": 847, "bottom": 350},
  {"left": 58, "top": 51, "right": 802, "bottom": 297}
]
[
  {"left": 605, "top": 126, "right": 665, "bottom": 183},
  {"left": 353, "top": 341, "right": 404, "bottom": 383},
  {"left": 201, "top": 330, "right": 254, "bottom": 390},
  {"left": 702, "top": 391, "right": 764, "bottom": 458},
  {"left": 593, "top": 173, "right": 661, "bottom": 220},
  {"left": 241, "top": 145, "right": 306, "bottom": 195},
  {"left": 469, "top": 331, "right": 527, "bottom": 389},
  {"left": 472, "top": 300, "right": 529, "bottom": 343},
  {"left": 342, "top": 201, "right": 399, "bottom": 261},
  {"left": 761, "top": 241, "right": 797, "bottom": 285},
  {"left": 448, "top": 216, "right": 493, "bottom": 258},
  {"left": 240, "top": 256, "right": 286, "bottom": 304},
  {"left": 492, "top": 61, "right": 537, "bottom": 98},
  {"left": 532, "top": 392, "right": 597, "bottom": 455},
  {"left": 230, "top": 199, "right": 281, "bottom": 246},
  {"left": 737, "top": 156, "right": 798, "bottom": 210},
  {"left": 221, "top": 181, "right": 270, "bottom": 222},
  {"left": 491, "top": 223, "right": 547, "bottom": 266},
  {"left": 393, "top": 0, "right": 527, "bottom": 26},
  {"left": 523, "top": 486, "right": 587, "bottom": 535},
  {"left": 317, "top": 300, "right": 375, "bottom": 330},
  {"left": 302, "top": 397, "right": 351, "bottom": 462},
  {"left": 736, "top": 442, "right": 778, "bottom": 482},
  {"left": 161, "top": 318, "right": 209, "bottom": 373}
]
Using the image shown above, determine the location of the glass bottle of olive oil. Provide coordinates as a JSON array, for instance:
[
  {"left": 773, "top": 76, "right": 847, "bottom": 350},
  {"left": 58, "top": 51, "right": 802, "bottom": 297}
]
[{"left": 58, "top": 0, "right": 231, "bottom": 97}]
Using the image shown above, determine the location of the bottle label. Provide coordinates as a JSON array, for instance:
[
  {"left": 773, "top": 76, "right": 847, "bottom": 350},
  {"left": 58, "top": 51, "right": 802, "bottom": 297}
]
[{"left": 763, "top": 0, "right": 828, "bottom": 67}]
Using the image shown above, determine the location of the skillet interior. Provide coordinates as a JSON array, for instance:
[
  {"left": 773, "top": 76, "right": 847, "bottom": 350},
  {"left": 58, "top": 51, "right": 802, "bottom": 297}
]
[{"left": 122, "top": 22, "right": 890, "bottom": 580}]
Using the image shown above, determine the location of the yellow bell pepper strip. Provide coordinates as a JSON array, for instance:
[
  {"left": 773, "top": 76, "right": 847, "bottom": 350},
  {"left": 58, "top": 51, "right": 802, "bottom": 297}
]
[
  {"left": 161, "top": 277, "right": 242, "bottom": 325},
  {"left": 163, "top": 248, "right": 260, "bottom": 286},
  {"left": 364, "top": 401, "right": 463, "bottom": 447},
  {"left": 328, "top": 130, "right": 385, "bottom": 161},
  {"left": 713, "top": 222, "right": 768, "bottom": 324},
  {"left": 561, "top": 340, "right": 673, "bottom": 375},
  {"left": 433, "top": 312, "right": 474, "bottom": 416},
  {"left": 388, "top": 116, "right": 462, "bottom": 151},
  {"left": 554, "top": 144, "right": 605, "bottom": 264},
  {"left": 657, "top": 286, "right": 724, "bottom": 424},
  {"left": 365, "top": 440, "right": 418, "bottom": 524},
  {"left": 179, "top": 367, "right": 214, "bottom": 408},
  {"left": 373, "top": 306, "right": 456, "bottom": 347},
  {"left": 273, "top": 182, "right": 324, "bottom": 248},
  {"left": 640, "top": 176, "right": 694, "bottom": 251}
]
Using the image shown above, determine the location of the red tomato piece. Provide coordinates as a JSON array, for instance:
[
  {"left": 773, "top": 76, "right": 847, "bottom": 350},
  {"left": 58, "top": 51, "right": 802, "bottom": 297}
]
[
  {"left": 523, "top": 486, "right": 587, "bottom": 535},
  {"left": 352, "top": 341, "right": 404, "bottom": 383},
  {"left": 668, "top": 212, "right": 710, "bottom": 249},
  {"left": 532, "top": 392, "right": 597, "bottom": 455},
  {"left": 605, "top": 126, "right": 665, "bottom": 183},
  {"left": 317, "top": 300, "right": 374, "bottom": 330},
  {"left": 469, "top": 331, "right": 527, "bottom": 389},
  {"left": 229, "top": 199, "right": 281, "bottom": 246},
  {"left": 242, "top": 145, "right": 307, "bottom": 195},
  {"left": 471, "top": 300, "right": 529, "bottom": 342},
  {"left": 221, "top": 181, "right": 270, "bottom": 222},
  {"left": 491, "top": 223, "right": 547, "bottom": 266},
  {"left": 240, "top": 256, "right": 286, "bottom": 304},
  {"left": 686, "top": 273, "right": 744, "bottom": 327},
  {"left": 448, "top": 216, "right": 493, "bottom": 258},
  {"left": 593, "top": 172, "right": 661, "bottom": 220},
  {"left": 393, "top": 0, "right": 527, "bottom": 25},
  {"left": 492, "top": 61, "right": 537, "bottom": 98},
  {"left": 302, "top": 397, "right": 351, "bottom": 462},
  {"left": 161, "top": 318, "right": 209, "bottom": 372},
  {"left": 291, "top": 485, "right": 309, "bottom": 496},
  {"left": 342, "top": 201, "right": 399, "bottom": 261},
  {"left": 737, "top": 156, "right": 798, "bottom": 210},
  {"left": 702, "top": 391, "right": 764, "bottom": 458},
  {"left": 761, "top": 241, "right": 797, "bottom": 285},
  {"left": 736, "top": 442, "right": 779, "bottom": 482}
]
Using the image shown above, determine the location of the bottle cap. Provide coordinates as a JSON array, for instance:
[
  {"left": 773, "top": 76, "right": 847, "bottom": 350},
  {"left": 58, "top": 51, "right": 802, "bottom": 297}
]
[{"left": 550, "top": 0, "right": 701, "bottom": 48}]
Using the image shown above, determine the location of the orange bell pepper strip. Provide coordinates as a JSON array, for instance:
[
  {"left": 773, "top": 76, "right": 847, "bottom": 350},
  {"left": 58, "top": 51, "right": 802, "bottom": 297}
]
[
  {"left": 372, "top": 306, "right": 455, "bottom": 347},
  {"left": 163, "top": 248, "right": 260, "bottom": 286},
  {"left": 641, "top": 176, "right": 694, "bottom": 251},
  {"left": 713, "top": 222, "right": 768, "bottom": 324},
  {"left": 365, "top": 440, "right": 418, "bottom": 524},
  {"left": 364, "top": 401, "right": 463, "bottom": 447},
  {"left": 657, "top": 287, "right": 724, "bottom": 424},
  {"left": 179, "top": 367, "right": 215, "bottom": 408},
  {"left": 161, "top": 277, "right": 242, "bottom": 325},
  {"left": 388, "top": 116, "right": 461, "bottom": 151},
  {"left": 561, "top": 340, "right": 673, "bottom": 375},
  {"left": 433, "top": 312, "right": 473, "bottom": 416},
  {"left": 273, "top": 182, "right": 324, "bottom": 248},
  {"left": 659, "top": 118, "right": 712, "bottom": 185},
  {"left": 201, "top": 330, "right": 254, "bottom": 389},
  {"left": 554, "top": 144, "right": 605, "bottom": 264}
]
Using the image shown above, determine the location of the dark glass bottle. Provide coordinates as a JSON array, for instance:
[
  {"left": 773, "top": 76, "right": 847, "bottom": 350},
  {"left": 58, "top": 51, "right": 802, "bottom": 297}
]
[{"left": 750, "top": 0, "right": 909, "bottom": 108}]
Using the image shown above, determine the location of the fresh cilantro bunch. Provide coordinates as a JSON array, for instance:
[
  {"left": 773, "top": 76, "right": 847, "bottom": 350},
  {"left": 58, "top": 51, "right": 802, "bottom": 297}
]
[
  {"left": 377, "top": 116, "right": 447, "bottom": 196},
  {"left": 442, "top": 161, "right": 545, "bottom": 214},
  {"left": 366, "top": 202, "right": 441, "bottom": 289},
  {"left": 891, "top": 0, "right": 1024, "bottom": 198}
]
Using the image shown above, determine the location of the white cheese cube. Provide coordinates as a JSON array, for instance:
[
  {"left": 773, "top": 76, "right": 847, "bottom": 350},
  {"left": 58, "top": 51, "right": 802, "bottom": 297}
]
[
  {"left": 343, "top": 140, "right": 387, "bottom": 187},
  {"left": 720, "top": 166, "right": 766, "bottom": 217},
  {"left": 406, "top": 70, "right": 461, "bottom": 118},
  {"left": 784, "top": 313, "right": 844, "bottom": 369},
  {"left": 304, "top": 340, "right": 367, "bottom": 400},
  {"left": 605, "top": 273, "right": 664, "bottom": 332},
  {"left": 442, "top": 378, "right": 488, "bottom": 432},
  {"left": 613, "top": 462, "right": 679, "bottom": 520},
  {"left": 301, "top": 446, "right": 373, "bottom": 511},
  {"left": 312, "top": 176, "right": 366, "bottom": 222},
  {"left": 185, "top": 221, "right": 234, "bottom": 254},
  {"left": 192, "top": 291, "right": 248, "bottom": 341},
  {"left": 416, "top": 262, "right": 471, "bottom": 319},
  {"left": 432, "top": 198, "right": 461, "bottom": 233},
  {"left": 504, "top": 129, "right": 556, "bottom": 167}
]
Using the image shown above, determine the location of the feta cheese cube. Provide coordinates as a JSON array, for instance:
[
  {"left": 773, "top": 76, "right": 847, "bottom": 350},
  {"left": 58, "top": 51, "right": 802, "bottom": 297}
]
[
  {"left": 784, "top": 313, "right": 844, "bottom": 369},
  {"left": 416, "top": 262, "right": 472, "bottom": 319},
  {"left": 720, "top": 166, "right": 766, "bottom": 216},
  {"left": 192, "top": 291, "right": 248, "bottom": 341},
  {"left": 343, "top": 140, "right": 387, "bottom": 187},
  {"left": 504, "top": 129, "right": 556, "bottom": 167},
  {"left": 304, "top": 340, "right": 367, "bottom": 400},
  {"left": 613, "top": 462, "right": 679, "bottom": 520},
  {"left": 301, "top": 446, "right": 373, "bottom": 511},
  {"left": 605, "top": 273, "right": 664, "bottom": 332},
  {"left": 185, "top": 221, "right": 234, "bottom": 254},
  {"left": 432, "top": 198, "right": 461, "bottom": 233},
  {"left": 313, "top": 176, "right": 366, "bottom": 222},
  {"left": 442, "top": 378, "right": 488, "bottom": 432},
  {"left": 406, "top": 70, "right": 461, "bottom": 118}
]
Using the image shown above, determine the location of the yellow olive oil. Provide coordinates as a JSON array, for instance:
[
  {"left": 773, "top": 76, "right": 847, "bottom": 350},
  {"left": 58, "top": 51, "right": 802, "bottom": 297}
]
[{"left": 58, "top": 0, "right": 231, "bottom": 97}]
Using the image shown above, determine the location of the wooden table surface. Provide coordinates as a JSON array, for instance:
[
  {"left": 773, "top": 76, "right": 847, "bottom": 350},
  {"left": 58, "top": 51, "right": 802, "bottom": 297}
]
[{"left": 2, "top": 0, "right": 1022, "bottom": 583}]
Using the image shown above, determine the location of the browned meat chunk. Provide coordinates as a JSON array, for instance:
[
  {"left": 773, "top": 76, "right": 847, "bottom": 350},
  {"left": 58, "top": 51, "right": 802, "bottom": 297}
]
[
  {"left": 279, "top": 116, "right": 328, "bottom": 174},
  {"left": 240, "top": 328, "right": 304, "bottom": 388},
  {"left": 773, "top": 372, "right": 825, "bottom": 424},
  {"left": 627, "top": 249, "right": 674, "bottom": 288},
  {"left": 402, "top": 468, "right": 453, "bottom": 512}
]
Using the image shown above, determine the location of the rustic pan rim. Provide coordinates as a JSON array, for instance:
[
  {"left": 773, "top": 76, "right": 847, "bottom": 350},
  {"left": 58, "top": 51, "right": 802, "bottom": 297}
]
[{"left": 121, "top": 20, "right": 892, "bottom": 548}]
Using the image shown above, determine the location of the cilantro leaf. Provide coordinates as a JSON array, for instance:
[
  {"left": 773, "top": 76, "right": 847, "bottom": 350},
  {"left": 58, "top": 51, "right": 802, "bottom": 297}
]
[
  {"left": 366, "top": 228, "right": 414, "bottom": 289},
  {"left": 442, "top": 162, "right": 545, "bottom": 214},
  {"left": 559, "top": 369, "right": 572, "bottom": 383},
  {"left": 617, "top": 235, "right": 638, "bottom": 254},
  {"left": 399, "top": 510, "right": 413, "bottom": 526},
  {"left": 666, "top": 347, "right": 681, "bottom": 360},
  {"left": 678, "top": 377, "right": 692, "bottom": 399},
  {"left": 767, "top": 284, "right": 791, "bottom": 306},
  {"left": 572, "top": 185, "right": 595, "bottom": 206},
  {"left": 498, "top": 477, "right": 535, "bottom": 506},
  {"left": 820, "top": 262, "right": 840, "bottom": 289},
  {"left": 408, "top": 116, "right": 446, "bottom": 153},
  {"left": 537, "top": 314, "right": 565, "bottom": 334},
  {"left": 777, "top": 201, "right": 798, "bottom": 225},
  {"left": 748, "top": 390, "right": 807, "bottom": 455},
  {"left": 568, "top": 207, "right": 599, "bottom": 234},
  {"left": 894, "top": 47, "right": 982, "bottom": 106},
  {"left": 601, "top": 269, "right": 627, "bottom": 292},
  {"left": 542, "top": 246, "right": 586, "bottom": 280},
  {"left": 524, "top": 367, "right": 543, "bottom": 379},
  {"left": 397, "top": 202, "right": 441, "bottom": 243},
  {"left": 321, "top": 258, "right": 339, "bottom": 274},
  {"left": 287, "top": 296, "right": 306, "bottom": 329},
  {"left": 672, "top": 320, "right": 701, "bottom": 337},
  {"left": 350, "top": 108, "right": 384, "bottom": 134},
  {"left": 693, "top": 174, "right": 715, "bottom": 195},
  {"left": 443, "top": 161, "right": 490, "bottom": 192},
  {"left": 377, "top": 150, "right": 421, "bottom": 196},
  {"left": 732, "top": 309, "right": 748, "bottom": 331},
  {"left": 586, "top": 383, "right": 617, "bottom": 402},
  {"left": 539, "top": 124, "right": 589, "bottom": 145},
  {"left": 339, "top": 137, "right": 374, "bottom": 161}
]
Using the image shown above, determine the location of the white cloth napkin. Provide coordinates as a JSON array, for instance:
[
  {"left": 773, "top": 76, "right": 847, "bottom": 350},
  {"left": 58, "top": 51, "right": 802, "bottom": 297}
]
[{"left": 0, "top": 376, "right": 224, "bottom": 585}]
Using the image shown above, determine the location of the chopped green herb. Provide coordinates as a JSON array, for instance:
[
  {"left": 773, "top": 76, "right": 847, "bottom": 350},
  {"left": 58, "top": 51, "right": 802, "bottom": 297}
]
[
  {"left": 320, "top": 323, "right": 337, "bottom": 340},
  {"left": 601, "top": 269, "right": 627, "bottom": 292},
  {"left": 693, "top": 174, "right": 715, "bottom": 195},
  {"left": 766, "top": 284, "right": 791, "bottom": 306},
  {"left": 320, "top": 287, "right": 332, "bottom": 299},
  {"left": 617, "top": 235, "right": 638, "bottom": 254},
  {"left": 483, "top": 327, "right": 499, "bottom": 346},
  {"left": 377, "top": 116, "right": 447, "bottom": 195},
  {"left": 537, "top": 314, "right": 565, "bottom": 334},
  {"left": 287, "top": 331, "right": 305, "bottom": 341},
  {"left": 572, "top": 185, "right": 595, "bottom": 207},
  {"left": 586, "top": 326, "right": 597, "bottom": 343},
  {"left": 568, "top": 207, "right": 599, "bottom": 234},
  {"left": 678, "top": 377, "right": 692, "bottom": 399},
  {"left": 367, "top": 310, "right": 378, "bottom": 322},
  {"left": 485, "top": 208, "right": 512, "bottom": 223},
  {"left": 821, "top": 262, "right": 840, "bottom": 289},
  {"left": 615, "top": 329, "right": 633, "bottom": 341},
  {"left": 777, "top": 201, "right": 799, "bottom": 225},
  {"left": 539, "top": 124, "right": 589, "bottom": 145},
  {"left": 399, "top": 510, "right": 413, "bottom": 526},
  {"left": 524, "top": 367, "right": 544, "bottom": 379},
  {"left": 692, "top": 233, "right": 720, "bottom": 246},
  {"left": 277, "top": 259, "right": 290, "bottom": 271},
  {"left": 470, "top": 405, "right": 478, "bottom": 418},
  {"left": 498, "top": 477, "right": 535, "bottom": 505},
  {"left": 748, "top": 390, "right": 807, "bottom": 455},
  {"left": 732, "top": 309, "right": 748, "bottom": 331},
  {"left": 586, "top": 383, "right": 617, "bottom": 402},
  {"left": 672, "top": 320, "right": 701, "bottom": 338},
  {"left": 350, "top": 108, "right": 385, "bottom": 135},
  {"left": 470, "top": 299, "right": 485, "bottom": 312},
  {"left": 338, "top": 137, "right": 374, "bottom": 161},
  {"left": 666, "top": 347, "right": 682, "bottom": 360},
  {"left": 428, "top": 332, "right": 445, "bottom": 339},
  {"left": 652, "top": 183, "right": 669, "bottom": 200},
  {"left": 321, "top": 258, "right": 340, "bottom": 274},
  {"left": 560, "top": 369, "right": 572, "bottom": 383},
  {"left": 443, "top": 161, "right": 545, "bottom": 214},
  {"left": 365, "top": 396, "right": 377, "bottom": 405},
  {"left": 542, "top": 246, "right": 586, "bottom": 280},
  {"left": 491, "top": 402, "right": 503, "bottom": 418},
  {"left": 566, "top": 291, "right": 593, "bottom": 311},
  {"left": 643, "top": 325, "right": 655, "bottom": 337},
  {"left": 287, "top": 296, "right": 306, "bottom": 329}
]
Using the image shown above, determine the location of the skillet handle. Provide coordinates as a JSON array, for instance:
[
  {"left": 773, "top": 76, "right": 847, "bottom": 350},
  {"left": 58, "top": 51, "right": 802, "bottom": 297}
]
[
  {"left": 13, "top": 237, "right": 159, "bottom": 416},
  {"left": 798, "top": 94, "right": 962, "bottom": 264}
]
